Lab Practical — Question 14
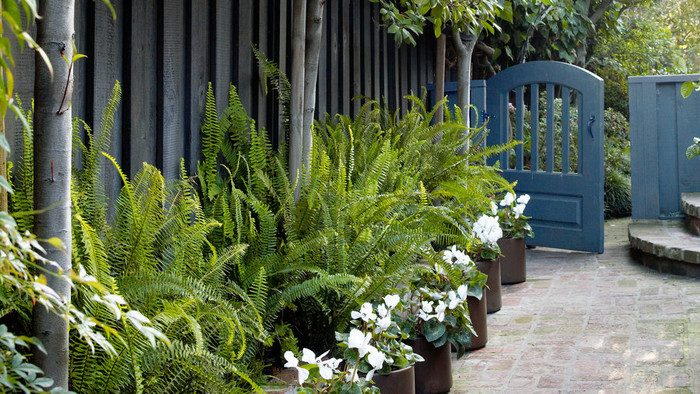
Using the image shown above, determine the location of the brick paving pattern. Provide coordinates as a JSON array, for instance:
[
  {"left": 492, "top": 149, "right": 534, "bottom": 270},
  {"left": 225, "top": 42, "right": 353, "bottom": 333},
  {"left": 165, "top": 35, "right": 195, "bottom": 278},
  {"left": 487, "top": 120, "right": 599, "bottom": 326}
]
[{"left": 451, "top": 218, "right": 700, "bottom": 393}]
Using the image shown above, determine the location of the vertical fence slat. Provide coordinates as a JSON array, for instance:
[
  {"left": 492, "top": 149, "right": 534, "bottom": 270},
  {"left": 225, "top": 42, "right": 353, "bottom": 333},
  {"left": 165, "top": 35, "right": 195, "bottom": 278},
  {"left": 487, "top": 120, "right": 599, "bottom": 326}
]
[
  {"left": 372, "top": 4, "right": 380, "bottom": 100},
  {"left": 188, "top": 0, "right": 210, "bottom": 172},
  {"left": 256, "top": 0, "right": 268, "bottom": 131},
  {"left": 127, "top": 0, "right": 157, "bottom": 176},
  {"left": 561, "top": 87, "right": 570, "bottom": 174},
  {"left": 545, "top": 83, "right": 555, "bottom": 172},
  {"left": 92, "top": 1, "right": 123, "bottom": 209},
  {"left": 236, "top": 0, "right": 254, "bottom": 117},
  {"left": 316, "top": 2, "right": 328, "bottom": 119},
  {"left": 515, "top": 86, "right": 524, "bottom": 171},
  {"left": 362, "top": 2, "right": 371, "bottom": 99},
  {"left": 351, "top": 2, "right": 361, "bottom": 114},
  {"left": 213, "top": 0, "right": 232, "bottom": 115},
  {"left": 329, "top": 0, "right": 339, "bottom": 115},
  {"left": 161, "top": 0, "right": 186, "bottom": 180},
  {"left": 530, "top": 84, "right": 539, "bottom": 171},
  {"left": 341, "top": 0, "right": 351, "bottom": 116}
]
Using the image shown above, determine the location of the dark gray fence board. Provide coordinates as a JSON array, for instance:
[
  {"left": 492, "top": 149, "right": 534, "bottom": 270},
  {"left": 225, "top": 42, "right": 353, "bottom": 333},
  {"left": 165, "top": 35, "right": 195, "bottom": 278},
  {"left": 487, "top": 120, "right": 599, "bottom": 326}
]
[
  {"left": 161, "top": 0, "right": 186, "bottom": 180},
  {"left": 629, "top": 74, "right": 700, "bottom": 219},
  {"left": 127, "top": 0, "right": 158, "bottom": 176},
  {"left": 188, "top": 0, "right": 210, "bottom": 172},
  {"left": 213, "top": 0, "right": 233, "bottom": 115},
  {"left": 92, "top": 1, "right": 123, "bottom": 209}
]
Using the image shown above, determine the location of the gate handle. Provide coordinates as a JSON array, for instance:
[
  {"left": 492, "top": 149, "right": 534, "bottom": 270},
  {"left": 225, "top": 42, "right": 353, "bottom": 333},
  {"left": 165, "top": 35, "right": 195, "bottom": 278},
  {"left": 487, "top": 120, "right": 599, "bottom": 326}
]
[{"left": 588, "top": 115, "right": 596, "bottom": 139}]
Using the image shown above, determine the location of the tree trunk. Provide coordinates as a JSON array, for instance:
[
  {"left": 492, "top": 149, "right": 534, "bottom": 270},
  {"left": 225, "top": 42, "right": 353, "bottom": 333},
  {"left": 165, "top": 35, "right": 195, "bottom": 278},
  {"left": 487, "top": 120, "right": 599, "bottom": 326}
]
[
  {"left": 32, "top": 0, "right": 75, "bottom": 389},
  {"left": 434, "top": 34, "right": 446, "bottom": 123},
  {"left": 290, "top": 0, "right": 307, "bottom": 199},
  {"left": 451, "top": 29, "right": 477, "bottom": 155},
  {"left": 302, "top": 0, "right": 325, "bottom": 170}
]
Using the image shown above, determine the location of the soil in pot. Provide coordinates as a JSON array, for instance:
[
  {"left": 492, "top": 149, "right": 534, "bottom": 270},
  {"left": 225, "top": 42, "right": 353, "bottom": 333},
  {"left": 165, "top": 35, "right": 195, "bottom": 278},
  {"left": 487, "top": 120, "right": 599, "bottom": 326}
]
[
  {"left": 371, "top": 365, "right": 416, "bottom": 394},
  {"left": 406, "top": 337, "right": 452, "bottom": 394},
  {"left": 467, "top": 294, "right": 488, "bottom": 349},
  {"left": 498, "top": 237, "right": 526, "bottom": 284},
  {"left": 476, "top": 258, "right": 501, "bottom": 313}
]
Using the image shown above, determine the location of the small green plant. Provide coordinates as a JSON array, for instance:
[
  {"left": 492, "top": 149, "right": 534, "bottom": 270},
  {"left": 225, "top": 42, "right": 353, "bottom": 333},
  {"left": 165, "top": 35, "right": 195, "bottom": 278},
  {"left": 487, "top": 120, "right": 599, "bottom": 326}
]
[
  {"left": 681, "top": 79, "right": 699, "bottom": 160},
  {"left": 494, "top": 192, "right": 534, "bottom": 239}
]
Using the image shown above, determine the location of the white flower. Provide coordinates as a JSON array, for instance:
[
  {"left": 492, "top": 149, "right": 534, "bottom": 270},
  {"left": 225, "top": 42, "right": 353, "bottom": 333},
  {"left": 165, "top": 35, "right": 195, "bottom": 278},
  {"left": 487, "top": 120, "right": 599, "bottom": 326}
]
[
  {"left": 516, "top": 194, "right": 530, "bottom": 205},
  {"left": 374, "top": 314, "right": 392, "bottom": 333},
  {"left": 366, "top": 347, "right": 386, "bottom": 370},
  {"left": 351, "top": 302, "right": 377, "bottom": 322},
  {"left": 442, "top": 245, "right": 458, "bottom": 265},
  {"left": 513, "top": 203, "right": 526, "bottom": 219},
  {"left": 421, "top": 301, "right": 433, "bottom": 314},
  {"left": 473, "top": 215, "right": 503, "bottom": 245},
  {"left": 377, "top": 303, "right": 388, "bottom": 318},
  {"left": 447, "top": 291, "right": 460, "bottom": 310},
  {"left": 318, "top": 357, "right": 341, "bottom": 380},
  {"left": 490, "top": 201, "right": 499, "bottom": 215},
  {"left": 500, "top": 192, "right": 515, "bottom": 207},
  {"left": 284, "top": 351, "right": 310, "bottom": 385},
  {"left": 457, "top": 284, "right": 468, "bottom": 301},
  {"left": 434, "top": 300, "right": 447, "bottom": 322},
  {"left": 383, "top": 294, "right": 400, "bottom": 310},
  {"left": 365, "top": 347, "right": 387, "bottom": 381},
  {"left": 348, "top": 328, "right": 374, "bottom": 357}
]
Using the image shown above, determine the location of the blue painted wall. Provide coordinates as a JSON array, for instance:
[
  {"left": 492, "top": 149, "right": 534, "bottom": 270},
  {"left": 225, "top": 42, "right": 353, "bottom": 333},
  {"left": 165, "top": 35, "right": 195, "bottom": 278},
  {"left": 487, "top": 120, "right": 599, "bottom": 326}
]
[{"left": 629, "top": 74, "right": 700, "bottom": 219}]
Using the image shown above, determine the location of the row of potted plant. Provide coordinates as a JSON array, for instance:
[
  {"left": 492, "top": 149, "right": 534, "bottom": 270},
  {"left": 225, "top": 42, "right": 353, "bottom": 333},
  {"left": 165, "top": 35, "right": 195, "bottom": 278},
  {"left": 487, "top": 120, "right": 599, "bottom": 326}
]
[{"left": 281, "top": 191, "right": 534, "bottom": 393}]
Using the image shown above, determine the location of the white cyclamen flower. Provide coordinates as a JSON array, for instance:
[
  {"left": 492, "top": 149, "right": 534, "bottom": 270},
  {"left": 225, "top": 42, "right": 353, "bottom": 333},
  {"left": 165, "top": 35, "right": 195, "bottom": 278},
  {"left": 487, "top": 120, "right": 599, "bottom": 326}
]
[
  {"left": 365, "top": 347, "right": 387, "bottom": 381},
  {"left": 434, "top": 300, "right": 447, "bottom": 322},
  {"left": 377, "top": 303, "right": 388, "bottom": 318},
  {"left": 513, "top": 203, "right": 526, "bottom": 219},
  {"left": 284, "top": 351, "right": 310, "bottom": 385},
  {"left": 516, "top": 194, "right": 530, "bottom": 205},
  {"left": 457, "top": 284, "right": 468, "bottom": 301},
  {"left": 351, "top": 302, "right": 377, "bottom": 322},
  {"left": 490, "top": 201, "right": 499, "bottom": 215},
  {"left": 348, "top": 328, "right": 374, "bottom": 357},
  {"left": 421, "top": 301, "right": 434, "bottom": 314},
  {"left": 383, "top": 294, "right": 400, "bottom": 310},
  {"left": 447, "top": 291, "right": 460, "bottom": 310},
  {"left": 473, "top": 215, "right": 503, "bottom": 245},
  {"left": 374, "top": 314, "right": 392, "bottom": 333},
  {"left": 500, "top": 192, "right": 515, "bottom": 207},
  {"left": 442, "top": 245, "right": 459, "bottom": 265}
]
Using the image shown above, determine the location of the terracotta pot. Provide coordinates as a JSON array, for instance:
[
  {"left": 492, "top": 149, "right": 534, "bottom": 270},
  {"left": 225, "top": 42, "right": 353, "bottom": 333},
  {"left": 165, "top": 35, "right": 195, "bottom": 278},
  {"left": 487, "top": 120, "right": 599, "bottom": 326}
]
[
  {"left": 476, "top": 258, "right": 501, "bottom": 313},
  {"left": 497, "top": 237, "right": 526, "bottom": 284},
  {"left": 406, "top": 337, "right": 452, "bottom": 394},
  {"left": 467, "top": 294, "right": 488, "bottom": 349},
  {"left": 371, "top": 365, "right": 416, "bottom": 394}
]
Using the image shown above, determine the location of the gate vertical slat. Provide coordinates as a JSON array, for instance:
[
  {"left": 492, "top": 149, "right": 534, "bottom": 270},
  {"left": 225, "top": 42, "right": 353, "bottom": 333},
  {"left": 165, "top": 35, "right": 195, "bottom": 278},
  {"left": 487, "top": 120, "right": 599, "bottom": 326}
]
[
  {"left": 530, "top": 84, "right": 539, "bottom": 171},
  {"left": 561, "top": 87, "right": 570, "bottom": 174},
  {"left": 578, "top": 94, "right": 584, "bottom": 173},
  {"left": 515, "top": 87, "right": 524, "bottom": 171},
  {"left": 545, "top": 83, "right": 555, "bottom": 172}
]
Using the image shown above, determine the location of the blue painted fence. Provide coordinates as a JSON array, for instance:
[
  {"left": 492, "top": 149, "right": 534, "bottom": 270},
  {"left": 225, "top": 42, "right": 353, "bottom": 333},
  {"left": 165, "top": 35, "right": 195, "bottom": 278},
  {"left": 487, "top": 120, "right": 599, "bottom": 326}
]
[{"left": 629, "top": 75, "right": 700, "bottom": 219}]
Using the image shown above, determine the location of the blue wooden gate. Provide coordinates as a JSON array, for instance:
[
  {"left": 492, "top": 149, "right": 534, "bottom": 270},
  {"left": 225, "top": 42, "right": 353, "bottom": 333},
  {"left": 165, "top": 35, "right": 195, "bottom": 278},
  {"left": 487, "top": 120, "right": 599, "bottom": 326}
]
[{"left": 485, "top": 61, "right": 605, "bottom": 253}]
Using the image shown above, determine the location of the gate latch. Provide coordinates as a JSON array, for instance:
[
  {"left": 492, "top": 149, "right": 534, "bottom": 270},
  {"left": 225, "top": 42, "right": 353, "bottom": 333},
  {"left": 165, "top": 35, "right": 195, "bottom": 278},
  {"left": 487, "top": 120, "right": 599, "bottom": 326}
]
[{"left": 588, "top": 115, "right": 596, "bottom": 139}]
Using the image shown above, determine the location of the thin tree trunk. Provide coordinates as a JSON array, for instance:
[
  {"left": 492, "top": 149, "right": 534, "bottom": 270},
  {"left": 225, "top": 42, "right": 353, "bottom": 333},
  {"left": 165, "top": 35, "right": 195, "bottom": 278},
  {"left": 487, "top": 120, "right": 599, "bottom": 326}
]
[
  {"left": 434, "top": 34, "right": 446, "bottom": 123},
  {"left": 302, "top": 0, "right": 325, "bottom": 171},
  {"left": 290, "top": 0, "right": 307, "bottom": 199},
  {"left": 32, "top": 0, "right": 74, "bottom": 389},
  {"left": 451, "top": 29, "right": 477, "bottom": 156}
]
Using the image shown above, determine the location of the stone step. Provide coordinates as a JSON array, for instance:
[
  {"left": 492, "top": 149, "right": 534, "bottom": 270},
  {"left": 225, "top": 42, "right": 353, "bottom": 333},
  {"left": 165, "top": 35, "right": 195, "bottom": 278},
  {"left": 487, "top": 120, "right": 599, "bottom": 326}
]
[
  {"left": 682, "top": 192, "right": 700, "bottom": 236},
  {"left": 628, "top": 219, "right": 700, "bottom": 278}
]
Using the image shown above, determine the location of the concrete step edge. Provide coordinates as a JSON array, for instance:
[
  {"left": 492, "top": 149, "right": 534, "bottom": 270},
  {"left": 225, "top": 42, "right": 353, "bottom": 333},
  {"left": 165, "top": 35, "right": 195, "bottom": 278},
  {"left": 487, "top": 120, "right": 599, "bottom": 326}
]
[{"left": 628, "top": 219, "right": 700, "bottom": 264}]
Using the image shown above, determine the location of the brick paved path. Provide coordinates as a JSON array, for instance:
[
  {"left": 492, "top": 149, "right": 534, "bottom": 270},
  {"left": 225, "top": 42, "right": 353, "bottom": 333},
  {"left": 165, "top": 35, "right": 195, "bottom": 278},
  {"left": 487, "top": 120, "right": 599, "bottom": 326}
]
[{"left": 452, "top": 218, "right": 700, "bottom": 392}]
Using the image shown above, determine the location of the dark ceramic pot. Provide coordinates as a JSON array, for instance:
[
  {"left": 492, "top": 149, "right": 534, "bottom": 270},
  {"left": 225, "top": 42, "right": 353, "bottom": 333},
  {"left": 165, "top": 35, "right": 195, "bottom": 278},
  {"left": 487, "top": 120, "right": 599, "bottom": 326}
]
[
  {"left": 371, "top": 365, "right": 416, "bottom": 394},
  {"left": 476, "top": 258, "right": 501, "bottom": 313},
  {"left": 497, "top": 237, "right": 526, "bottom": 284},
  {"left": 467, "top": 294, "right": 488, "bottom": 349},
  {"left": 406, "top": 337, "right": 452, "bottom": 394}
]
